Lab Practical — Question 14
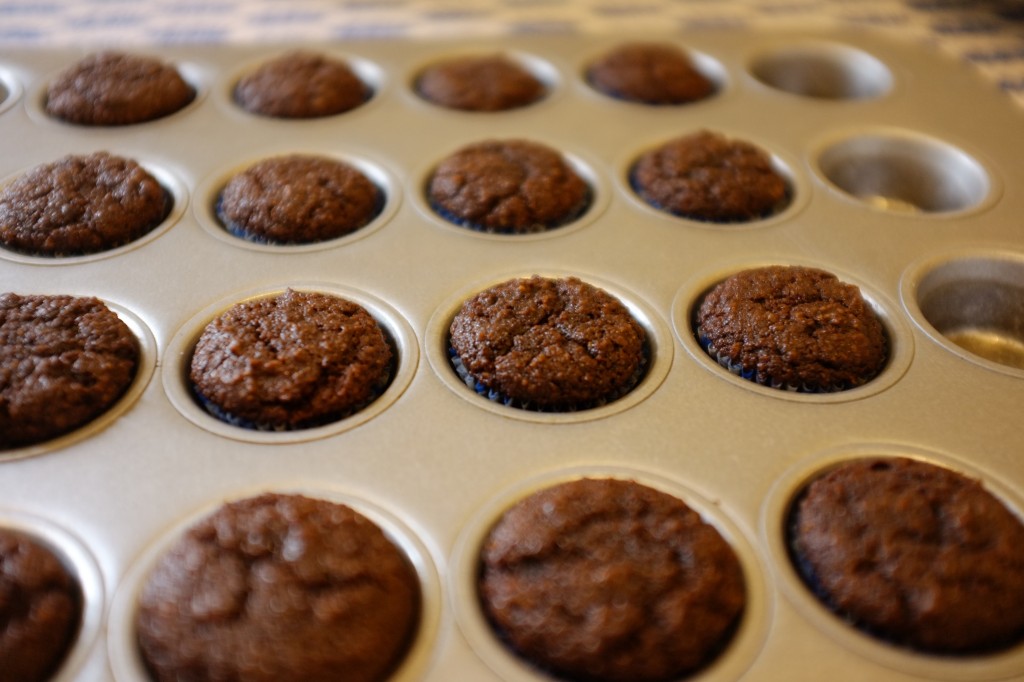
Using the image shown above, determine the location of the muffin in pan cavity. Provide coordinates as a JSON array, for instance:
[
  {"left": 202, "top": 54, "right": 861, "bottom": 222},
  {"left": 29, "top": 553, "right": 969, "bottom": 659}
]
[
  {"left": 630, "top": 130, "right": 790, "bottom": 223},
  {"left": 789, "top": 456, "right": 1024, "bottom": 655},
  {"left": 414, "top": 53, "right": 547, "bottom": 112},
  {"left": 135, "top": 492, "right": 421, "bottom": 682},
  {"left": 695, "top": 265, "right": 888, "bottom": 392},
  {"left": 189, "top": 289, "right": 395, "bottom": 431},
  {"left": 215, "top": 154, "right": 384, "bottom": 245},
  {"left": 585, "top": 42, "right": 717, "bottom": 105},
  {"left": 477, "top": 477, "right": 747, "bottom": 682},
  {"left": 233, "top": 51, "right": 371, "bottom": 119},
  {"left": 448, "top": 275, "right": 648, "bottom": 411},
  {"left": 44, "top": 51, "right": 195, "bottom": 126},
  {"left": 0, "top": 152, "right": 173, "bottom": 258},
  {"left": 0, "top": 527, "right": 83, "bottom": 682},
  {"left": 427, "top": 139, "right": 591, "bottom": 234},
  {"left": 0, "top": 292, "right": 139, "bottom": 451}
]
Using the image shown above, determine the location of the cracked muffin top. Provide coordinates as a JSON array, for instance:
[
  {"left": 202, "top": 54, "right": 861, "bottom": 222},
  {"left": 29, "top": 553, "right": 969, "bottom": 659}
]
[
  {"left": 480, "top": 477, "right": 746, "bottom": 682},
  {"left": 415, "top": 54, "right": 545, "bottom": 111},
  {"left": 449, "top": 275, "right": 646, "bottom": 410},
  {"left": 427, "top": 139, "right": 589, "bottom": 234},
  {"left": 45, "top": 51, "right": 194, "bottom": 126},
  {"left": 137, "top": 493, "right": 420, "bottom": 682}
]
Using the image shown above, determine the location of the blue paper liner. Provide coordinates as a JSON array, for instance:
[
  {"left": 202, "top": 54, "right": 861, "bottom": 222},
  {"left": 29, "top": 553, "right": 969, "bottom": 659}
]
[
  {"left": 428, "top": 186, "right": 591, "bottom": 235},
  {"left": 213, "top": 187, "right": 384, "bottom": 246},
  {"left": 628, "top": 167, "right": 790, "bottom": 224},
  {"left": 190, "top": 328, "right": 397, "bottom": 431},
  {"left": 447, "top": 340, "right": 649, "bottom": 412},
  {"left": 695, "top": 328, "right": 859, "bottom": 393}
]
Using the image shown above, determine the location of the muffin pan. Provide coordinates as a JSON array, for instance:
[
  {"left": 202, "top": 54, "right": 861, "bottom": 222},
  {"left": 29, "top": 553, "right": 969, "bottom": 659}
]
[{"left": 1, "top": 29, "right": 1022, "bottom": 681}]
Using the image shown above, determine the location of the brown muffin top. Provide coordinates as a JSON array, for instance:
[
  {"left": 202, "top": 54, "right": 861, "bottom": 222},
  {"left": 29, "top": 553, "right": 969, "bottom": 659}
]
[
  {"left": 45, "top": 51, "right": 194, "bottom": 126},
  {"left": 696, "top": 265, "right": 887, "bottom": 391},
  {"left": 415, "top": 54, "right": 545, "bottom": 111},
  {"left": 0, "top": 293, "right": 139, "bottom": 449},
  {"left": 0, "top": 528, "right": 82, "bottom": 682},
  {"left": 137, "top": 493, "right": 420, "bottom": 682},
  {"left": 0, "top": 152, "right": 171, "bottom": 257},
  {"left": 791, "top": 457, "right": 1024, "bottom": 653},
  {"left": 586, "top": 42, "right": 715, "bottom": 105},
  {"left": 449, "top": 276, "right": 646, "bottom": 410},
  {"left": 428, "top": 139, "right": 589, "bottom": 233},
  {"left": 217, "top": 155, "right": 382, "bottom": 244},
  {"left": 631, "top": 130, "right": 789, "bottom": 222},
  {"left": 189, "top": 289, "right": 393, "bottom": 430},
  {"left": 234, "top": 51, "right": 369, "bottom": 119},
  {"left": 480, "top": 478, "right": 746, "bottom": 682}
]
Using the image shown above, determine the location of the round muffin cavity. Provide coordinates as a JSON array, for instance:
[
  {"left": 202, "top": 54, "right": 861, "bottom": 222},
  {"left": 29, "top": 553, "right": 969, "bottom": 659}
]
[
  {"left": 695, "top": 265, "right": 888, "bottom": 392},
  {"left": 45, "top": 51, "right": 194, "bottom": 126},
  {"left": 216, "top": 155, "right": 383, "bottom": 244},
  {"left": 415, "top": 54, "right": 545, "bottom": 112},
  {"left": 0, "top": 152, "right": 172, "bottom": 257},
  {"left": 631, "top": 130, "right": 789, "bottom": 223},
  {"left": 790, "top": 457, "right": 1024, "bottom": 654},
  {"left": 0, "top": 293, "right": 139, "bottom": 449},
  {"left": 449, "top": 275, "right": 647, "bottom": 410},
  {"left": 427, "top": 139, "right": 590, "bottom": 234},
  {"left": 136, "top": 493, "right": 420, "bottom": 682},
  {"left": 586, "top": 42, "right": 715, "bottom": 105},
  {"left": 189, "top": 289, "right": 393, "bottom": 430},
  {"left": 0, "top": 528, "right": 82, "bottom": 682},
  {"left": 479, "top": 477, "right": 746, "bottom": 682},
  {"left": 234, "top": 51, "right": 370, "bottom": 119}
]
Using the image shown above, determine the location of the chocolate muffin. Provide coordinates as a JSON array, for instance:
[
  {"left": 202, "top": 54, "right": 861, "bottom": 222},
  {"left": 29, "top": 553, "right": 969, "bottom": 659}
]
[
  {"left": 696, "top": 265, "right": 887, "bottom": 392},
  {"left": 428, "top": 139, "right": 589, "bottom": 234},
  {"left": 415, "top": 54, "right": 545, "bottom": 112},
  {"left": 137, "top": 493, "right": 420, "bottom": 682},
  {"left": 586, "top": 42, "right": 715, "bottom": 105},
  {"left": 0, "top": 528, "right": 82, "bottom": 682},
  {"left": 479, "top": 478, "right": 746, "bottom": 682},
  {"left": 216, "top": 155, "right": 383, "bottom": 244},
  {"left": 449, "top": 276, "right": 646, "bottom": 410},
  {"left": 45, "top": 51, "right": 194, "bottom": 126},
  {"left": 790, "top": 457, "right": 1024, "bottom": 654},
  {"left": 234, "top": 51, "right": 370, "bottom": 119},
  {"left": 0, "top": 152, "right": 172, "bottom": 257},
  {"left": 0, "top": 293, "right": 139, "bottom": 449},
  {"left": 189, "top": 289, "right": 393, "bottom": 430},
  {"left": 631, "top": 130, "right": 789, "bottom": 222}
]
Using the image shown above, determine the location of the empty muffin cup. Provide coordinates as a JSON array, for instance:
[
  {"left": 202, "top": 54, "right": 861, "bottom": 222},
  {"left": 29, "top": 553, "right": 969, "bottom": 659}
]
[
  {"left": 815, "top": 131, "right": 990, "bottom": 214},
  {"left": 749, "top": 42, "right": 891, "bottom": 100},
  {"left": 905, "top": 252, "right": 1024, "bottom": 373}
]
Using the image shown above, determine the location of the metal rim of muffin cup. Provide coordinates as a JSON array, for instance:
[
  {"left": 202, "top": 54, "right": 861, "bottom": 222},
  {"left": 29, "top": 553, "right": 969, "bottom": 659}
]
[
  {"left": 425, "top": 270, "right": 673, "bottom": 423},
  {"left": 760, "top": 443, "right": 1024, "bottom": 680},
  {"left": 26, "top": 56, "right": 209, "bottom": 129},
  {"left": 219, "top": 49, "right": 385, "bottom": 122},
  {"left": 672, "top": 258, "right": 914, "bottom": 403},
  {"left": 900, "top": 248, "right": 1024, "bottom": 378},
  {"left": 192, "top": 149, "right": 400, "bottom": 252},
  {"left": 408, "top": 48, "right": 561, "bottom": 113},
  {"left": 161, "top": 282, "right": 418, "bottom": 444},
  {"left": 448, "top": 463, "right": 772, "bottom": 682},
  {"left": 744, "top": 39, "right": 894, "bottom": 101},
  {"left": 618, "top": 130, "right": 809, "bottom": 229},
  {"left": 0, "top": 156, "right": 188, "bottom": 265},
  {"left": 106, "top": 484, "right": 443, "bottom": 682},
  {"left": 0, "top": 299, "right": 158, "bottom": 462},
  {"left": 808, "top": 127, "right": 999, "bottom": 217},
  {"left": 0, "top": 508, "right": 105, "bottom": 682},
  {"left": 576, "top": 40, "right": 728, "bottom": 106},
  {"left": 413, "top": 142, "right": 610, "bottom": 241}
]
